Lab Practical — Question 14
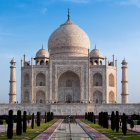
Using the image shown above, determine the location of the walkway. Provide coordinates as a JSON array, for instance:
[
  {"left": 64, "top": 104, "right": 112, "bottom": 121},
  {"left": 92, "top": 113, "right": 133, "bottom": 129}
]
[
  {"left": 33, "top": 119, "right": 63, "bottom": 140},
  {"left": 0, "top": 123, "right": 16, "bottom": 133},
  {"left": 127, "top": 124, "right": 140, "bottom": 133},
  {"left": 76, "top": 119, "right": 110, "bottom": 140}
]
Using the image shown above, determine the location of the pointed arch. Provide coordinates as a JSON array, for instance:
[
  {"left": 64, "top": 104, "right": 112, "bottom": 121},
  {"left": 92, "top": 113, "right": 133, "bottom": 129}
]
[
  {"left": 24, "top": 91, "right": 30, "bottom": 103},
  {"left": 58, "top": 71, "right": 80, "bottom": 103},
  {"left": 36, "top": 90, "right": 45, "bottom": 104},
  {"left": 109, "top": 91, "right": 115, "bottom": 103},
  {"left": 109, "top": 73, "right": 115, "bottom": 87},
  {"left": 24, "top": 73, "right": 30, "bottom": 87},
  {"left": 93, "top": 91, "right": 102, "bottom": 104},
  {"left": 36, "top": 73, "right": 45, "bottom": 86},
  {"left": 93, "top": 73, "right": 102, "bottom": 86}
]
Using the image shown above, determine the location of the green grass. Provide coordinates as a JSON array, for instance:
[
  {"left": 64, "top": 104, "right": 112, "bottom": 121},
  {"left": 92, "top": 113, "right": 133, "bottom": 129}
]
[
  {"left": 0, "top": 119, "right": 57, "bottom": 140},
  {"left": 81, "top": 119, "right": 140, "bottom": 140}
]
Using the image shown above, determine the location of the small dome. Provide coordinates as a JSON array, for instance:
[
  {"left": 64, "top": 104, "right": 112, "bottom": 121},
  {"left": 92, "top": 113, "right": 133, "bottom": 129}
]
[
  {"left": 36, "top": 47, "right": 49, "bottom": 58},
  {"left": 90, "top": 47, "right": 103, "bottom": 59},
  {"left": 122, "top": 58, "right": 127, "bottom": 65},
  {"left": 10, "top": 58, "right": 16, "bottom": 63},
  {"left": 48, "top": 18, "right": 90, "bottom": 56}
]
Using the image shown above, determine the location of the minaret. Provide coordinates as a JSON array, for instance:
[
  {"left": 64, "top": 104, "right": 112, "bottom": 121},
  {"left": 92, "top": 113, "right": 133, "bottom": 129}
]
[
  {"left": 9, "top": 58, "right": 16, "bottom": 104},
  {"left": 121, "top": 58, "right": 128, "bottom": 104}
]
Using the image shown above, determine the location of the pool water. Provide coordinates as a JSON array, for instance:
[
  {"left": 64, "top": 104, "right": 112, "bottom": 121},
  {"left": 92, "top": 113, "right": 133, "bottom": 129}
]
[{"left": 50, "top": 122, "right": 91, "bottom": 140}]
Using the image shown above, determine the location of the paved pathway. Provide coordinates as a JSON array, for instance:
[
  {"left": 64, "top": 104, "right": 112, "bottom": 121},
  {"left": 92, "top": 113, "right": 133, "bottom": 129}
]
[
  {"left": 0, "top": 124, "right": 16, "bottom": 133},
  {"left": 76, "top": 119, "right": 110, "bottom": 140},
  {"left": 33, "top": 119, "right": 63, "bottom": 140},
  {"left": 127, "top": 124, "right": 140, "bottom": 133}
]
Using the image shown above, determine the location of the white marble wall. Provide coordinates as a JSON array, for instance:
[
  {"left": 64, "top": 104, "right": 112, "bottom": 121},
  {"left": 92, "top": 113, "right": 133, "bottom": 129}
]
[{"left": 0, "top": 103, "right": 140, "bottom": 115}]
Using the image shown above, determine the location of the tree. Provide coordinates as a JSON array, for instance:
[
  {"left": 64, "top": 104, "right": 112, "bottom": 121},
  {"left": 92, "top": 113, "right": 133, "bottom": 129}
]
[
  {"left": 87, "top": 112, "right": 90, "bottom": 121},
  {"left": 45, "top": 112, "right": 47, "bottom": 123},
  {"left": 50, "top": 112, "right": 54, "bottom": 120},
  {"left": 94, "top": 114, "right": 96, "bottom": 124},
  {"left": 91, "top": 112, "right": 93, "bottom": 122},
  {"left": 16, "top": 110, "right": 22, "bottom": 135},
  {"left": 23, "top": 111, "right": 27, "bottom": 133},
  {"left": 7, "top": 110, "right": 13, "bottom": 139},
  {"left": 130, "top": 119, "right": 134, "bottom": 131},
  {"left": 111, "top": 111, "right": 116, "bottom": 131},
  {"left": 47, "top": 112, "right": 50, "bottom": 122},
  {"left": 31, "top": 113, "right": 34, "bottom": 129},
  {"left": 85, "top": 112, "right": 88, "bottom": 120},
  {"left": 122, "top": 113, "right": 127, "bottom": 135},
  {"left": 105, "top": 112, "right": 108, "bottom": 129},
  {"left": 116, "top": 111, "right": 119, "bottom": 132},
  {"left": 37, "top": 112, "right": 40, "bottom": 126}
]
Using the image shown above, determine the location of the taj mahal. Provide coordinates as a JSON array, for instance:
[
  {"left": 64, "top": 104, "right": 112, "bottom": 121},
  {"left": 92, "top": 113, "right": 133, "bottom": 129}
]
[{"left": 0, "top": 10, "right": 140, "bottom": 116}]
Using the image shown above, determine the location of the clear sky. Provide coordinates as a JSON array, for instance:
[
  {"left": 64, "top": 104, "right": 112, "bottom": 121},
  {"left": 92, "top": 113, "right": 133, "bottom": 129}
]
[{"left": 0, "top": 0, "right": 140, "bottom": 103}]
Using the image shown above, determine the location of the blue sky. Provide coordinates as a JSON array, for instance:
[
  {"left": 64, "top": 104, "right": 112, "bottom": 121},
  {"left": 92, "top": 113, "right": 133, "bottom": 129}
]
[{"left": 0, "top": 0, "right": 140, "bottom": 103}]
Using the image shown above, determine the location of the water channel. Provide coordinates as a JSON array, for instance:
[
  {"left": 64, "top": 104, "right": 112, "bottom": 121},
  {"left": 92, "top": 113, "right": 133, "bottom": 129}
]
[{"left": 50, "top": 120, "right": 92, "bottom": 140}]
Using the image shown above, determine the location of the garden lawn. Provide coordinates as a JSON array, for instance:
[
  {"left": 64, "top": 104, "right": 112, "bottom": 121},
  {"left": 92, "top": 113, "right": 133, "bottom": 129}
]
[
  {"left": 0, "top": 119, "right": 57, "bottom": 140},
  {"left": 81, "top": 119, "right": 140, "bottom": 140}
]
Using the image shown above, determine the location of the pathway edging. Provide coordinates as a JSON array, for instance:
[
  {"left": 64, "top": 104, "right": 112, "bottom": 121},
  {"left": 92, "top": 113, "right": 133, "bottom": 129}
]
[
  {"left": 76, "top": 119, "right": 110, "bottom": 140},
  {"left": 33, "top": 119, "right": 63, "bottom": 140}
]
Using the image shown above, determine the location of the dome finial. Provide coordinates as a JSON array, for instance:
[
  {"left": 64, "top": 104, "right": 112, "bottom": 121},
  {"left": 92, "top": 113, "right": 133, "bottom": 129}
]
[
  {"left": 95, "top": 44, "right": 96, "bottom": 49},
  {"left": 68, "top": 8, "right": 70, "bottom": 21}
]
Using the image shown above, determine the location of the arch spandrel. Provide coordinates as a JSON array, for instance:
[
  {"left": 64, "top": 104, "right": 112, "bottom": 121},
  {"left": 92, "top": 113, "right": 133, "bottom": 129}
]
[{"left": 57, "top": 66, "right": 81, "bottom": 80}]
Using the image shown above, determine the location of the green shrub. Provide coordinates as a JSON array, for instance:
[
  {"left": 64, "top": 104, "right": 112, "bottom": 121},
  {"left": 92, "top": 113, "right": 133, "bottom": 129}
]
[
  {"left": 0, "top": 119, "right": 3, "bottom": 125},
  {"left": 137, "top": 120, "right": 140, "bottom": 125}
]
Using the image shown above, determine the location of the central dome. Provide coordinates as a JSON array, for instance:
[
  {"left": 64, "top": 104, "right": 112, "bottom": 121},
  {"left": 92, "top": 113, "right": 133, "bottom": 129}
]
[{"left": 48, "top": 16, "right": 90, "bottom": 57}]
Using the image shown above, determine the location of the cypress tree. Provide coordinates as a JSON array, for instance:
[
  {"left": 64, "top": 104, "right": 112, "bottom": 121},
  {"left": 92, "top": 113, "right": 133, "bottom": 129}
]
[
  {"left": 100, "top": 112, "right": 103, "bottom": 126},
  {"left": 98, "top": 112, "right": 101, "bottom": 125},
  {"left": 94, "top": 114, "right": 96, "bottom": 124},
  {"left": 106, "top": 112, "right": 109, "bottom": 129},
  {"left": 7, "top": 110, "right": 13, "bottom": 139},
  {"left": 87, "top": 112, "right": 90, "bottom": 121},
  {"left": 37, "top": 112, "right": 40, "bottom": 126},
  {"left": 111, "top": 111, "right": 116, "bottom": 131},
  {"left": 50, "top": 112, "right": 53, "bottom": 120},
  {"left": 116, "top": 111, "right": 119, "bottom": 132},
  {"left": 130, "top": 119, "right": 134, "bottom": 130},
  {"left": 45, "top": 112, "right": 47, "bottom": 123},
  {"left": 85, "top": 112, "right": 88, "bottom": 120},
  {"left": 23, "top": 111, "right": 27, "bottom": 133},
  {"left": 16, "top": 110, "right": 22, "bottom": 135},
  {"left": 31, "top": 113, "right": 34, "bottom": 129},
  {"left": 91, "top": 112, "right": 93, "bottom": 122},
  {"left": 122, "top": 113, "right": 127, "bottom": 135},
  {"left": 47, "top": 112, "right": 50, "bottom": 122}
]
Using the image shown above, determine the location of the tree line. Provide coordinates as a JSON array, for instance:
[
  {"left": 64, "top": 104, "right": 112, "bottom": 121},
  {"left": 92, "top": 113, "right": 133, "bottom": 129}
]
[
  {"left": 7, "top": 110, "right": 54, "bottom": 139},
  {"left": 85, "top": 111, "right": 137, "bottom": 135}
]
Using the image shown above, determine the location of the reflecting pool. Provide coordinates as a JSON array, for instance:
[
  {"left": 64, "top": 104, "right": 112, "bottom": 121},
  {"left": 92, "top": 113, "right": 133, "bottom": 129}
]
[{"left": 50, "top": 122, "right": 92, "bottom": 140}]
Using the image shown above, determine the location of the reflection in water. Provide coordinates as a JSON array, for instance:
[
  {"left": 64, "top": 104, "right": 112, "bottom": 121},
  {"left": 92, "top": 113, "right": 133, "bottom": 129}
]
[{"left": 50, "top": 123, "right": 91, "bottom": 140}]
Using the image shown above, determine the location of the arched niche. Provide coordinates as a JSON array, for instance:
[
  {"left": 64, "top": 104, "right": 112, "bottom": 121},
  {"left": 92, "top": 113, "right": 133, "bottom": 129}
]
[
  {"left": 109, "top": 74, "right": 115, "bottom": 87},
  {"left": 24, "top": 73, "right": 30, "bottom": 87},
  {"left": 58, "top": 71, "right": 80, "bottom": 103},
  {"left": 109, "top": 91, "right": 115, "bottom": 103},
  {"left": 93, "top": 91, "right": 102, "bottom": 104},
  {"left": 93, "top": 73, "right": 102, "bottom": 86},
  {"left": 36, "top": 73, "right": 45, "bottom": 86},
  {"left": 36, "top": 91, "right": 45, "bottom": 104}
]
